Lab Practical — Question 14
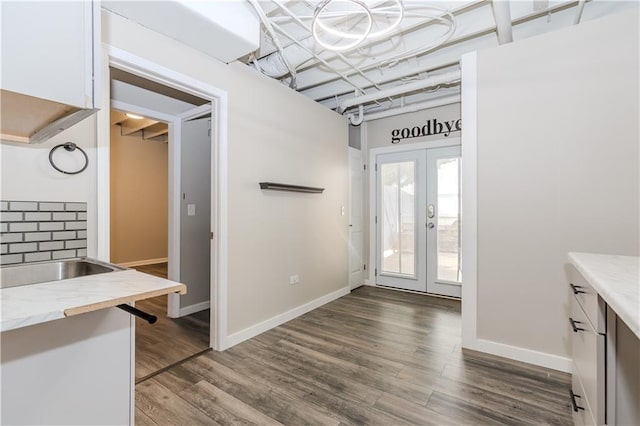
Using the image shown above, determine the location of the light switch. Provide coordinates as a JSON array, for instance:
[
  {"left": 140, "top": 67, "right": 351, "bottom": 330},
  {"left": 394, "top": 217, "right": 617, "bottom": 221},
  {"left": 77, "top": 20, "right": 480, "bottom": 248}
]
[
  {"left": 341, "top": 205, "right": 345, "bottom": 216},
  {"left": 187, "top": 204, "right": 196, "bottom": 216}
]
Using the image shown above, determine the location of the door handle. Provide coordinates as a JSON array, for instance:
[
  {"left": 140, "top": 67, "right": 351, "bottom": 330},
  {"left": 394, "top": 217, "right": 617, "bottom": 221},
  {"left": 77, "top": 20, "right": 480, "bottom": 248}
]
[
  {"left": 569, "top": 390, "right": 585, "bottom": 412},
  {"left": 569, "top": 283, "right": 585, "bottom": 295},
  {"left": 427, "top": 222, "right": 435, "bottom": 229}
]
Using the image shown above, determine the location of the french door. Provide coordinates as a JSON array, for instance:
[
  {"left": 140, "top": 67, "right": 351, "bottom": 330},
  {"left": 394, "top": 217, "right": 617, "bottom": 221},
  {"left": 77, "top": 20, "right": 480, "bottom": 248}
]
[{"left": 376, "top": 146, "right": 461, "bottom": 297}]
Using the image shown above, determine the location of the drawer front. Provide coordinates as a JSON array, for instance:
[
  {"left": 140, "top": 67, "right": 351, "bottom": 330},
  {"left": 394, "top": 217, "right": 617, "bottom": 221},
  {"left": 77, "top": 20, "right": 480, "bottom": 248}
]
[
  {"left": 569, "top": 265, "right": 606, "bottom": 333},
  {"left": 572, "top": 366, "right": 596, "bottom": 426},
  {"left": 571, "top": 296, "right": 605, "bottom": 424}
]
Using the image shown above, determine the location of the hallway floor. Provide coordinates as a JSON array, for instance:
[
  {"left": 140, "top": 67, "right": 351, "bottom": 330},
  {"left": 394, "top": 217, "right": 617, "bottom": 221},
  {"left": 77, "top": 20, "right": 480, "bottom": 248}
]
[
  {"left": 135, "top": 286, "right": 572, "bottom": 425},
  {"left": 134, "top": 263, "right": 210, "bottom": 380}
]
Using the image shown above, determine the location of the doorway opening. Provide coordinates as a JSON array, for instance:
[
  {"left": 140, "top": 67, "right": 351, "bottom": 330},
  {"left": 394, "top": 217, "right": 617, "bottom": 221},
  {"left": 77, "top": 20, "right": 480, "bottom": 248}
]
[
  {"left": 372, "top": 143, "right": 462, "bottom": 298},
  {"left": 108, "top": 68, "right": 213, "bottom": 380}
]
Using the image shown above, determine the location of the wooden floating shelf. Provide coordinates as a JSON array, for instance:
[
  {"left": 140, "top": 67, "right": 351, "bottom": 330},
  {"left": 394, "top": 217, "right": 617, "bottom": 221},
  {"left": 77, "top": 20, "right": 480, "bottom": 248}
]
[{"left": 259, "top": 182, "right": 324, "bottom": 193}]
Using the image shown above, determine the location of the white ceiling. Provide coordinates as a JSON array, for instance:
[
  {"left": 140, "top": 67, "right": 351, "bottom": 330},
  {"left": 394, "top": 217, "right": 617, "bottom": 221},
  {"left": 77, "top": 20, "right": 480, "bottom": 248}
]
[
  {"left": 245, "top": 0, "right": 636, "bottom": 121},
  {"left": 102, "top": 1, "right": 636, "bottom": 122}
]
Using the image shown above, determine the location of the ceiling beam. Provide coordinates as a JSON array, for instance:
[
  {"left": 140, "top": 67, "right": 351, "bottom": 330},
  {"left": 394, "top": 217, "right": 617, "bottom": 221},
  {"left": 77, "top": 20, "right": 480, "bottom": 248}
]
[{"left": 491, "top": 0, "right": 513, "bottom": 44}]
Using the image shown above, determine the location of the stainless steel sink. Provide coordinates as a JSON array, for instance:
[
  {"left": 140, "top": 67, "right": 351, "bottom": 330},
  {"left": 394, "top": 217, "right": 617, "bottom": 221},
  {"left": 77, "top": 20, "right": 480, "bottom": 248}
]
[{"left": 0, "top": 258, "right": 125, "bottom": 289}]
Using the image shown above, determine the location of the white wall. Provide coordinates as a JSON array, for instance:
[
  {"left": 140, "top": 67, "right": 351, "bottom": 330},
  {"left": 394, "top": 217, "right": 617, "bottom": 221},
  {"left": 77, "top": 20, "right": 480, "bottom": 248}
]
[
  {"left": 366, "top": 103, "right": 461, "bottom": 149},
  {"left": 0, "top": 117, "right": 98, "bottom": 257},
  {"left": 102, "top": 10, "right": 349, "bottom": 337},
  {"left": 474, "top": 10, "right": 639, "bottom": 362},
  {"left": 110, "top": 124, "right": 168, "bottom": 265}
]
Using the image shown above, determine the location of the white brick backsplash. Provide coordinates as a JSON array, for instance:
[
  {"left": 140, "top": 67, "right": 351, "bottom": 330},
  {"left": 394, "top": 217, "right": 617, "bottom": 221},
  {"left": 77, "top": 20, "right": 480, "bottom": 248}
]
[
  {"left": 0, "top": 254, "right": 22, "bottom": 265},
  {"left": 9, "top": 222, "right": 37, "bottom": 232},
  {"left": 40, "top": 241, "right": 64, "bottom": 251},
  {"left": 65, "top": 203, "right": 87, "bottom": 211},
  {"left": 52, "top": 231, "right": 76, "bottom": 240},
  {"left": 52, "top": 250, "right": 76, "bottom": 260},
  {"left": 9, "top": 201, "right": 37, "bottom": 211},
  {"left": 65, "top": 239, "right": 87, "bottom": 249},
  {"left": 25, "top": 212, "right": 52, "bottom": 221},
  {"left": 9, "top": 242, "right": 37, "bottom": 253},
  {"left": 39, "top": 222, "right": 64, "bottom": 231},
  {"left": 39, "top": 202, "right": 65, "bottom": 211},
  {"left": 0, "top": 212, "right": 23, "bottom": 221},
  {"left": 25, "top": 252, "right": 52, "bottom": 262},
  {"left": 24, "top": 232, "right": 52, "bottom": 242},
  {"left": 1, "top": 200, "right": 88, "bottom": 265},
  {"left": 65, "top": 221, "right": 87, "bottom": 230},
  {"left": 52, "top": 212, "right": 76, "bottom": 221},
  {"left": 0, "top": 233, "right": 23, "bottom": 243}
]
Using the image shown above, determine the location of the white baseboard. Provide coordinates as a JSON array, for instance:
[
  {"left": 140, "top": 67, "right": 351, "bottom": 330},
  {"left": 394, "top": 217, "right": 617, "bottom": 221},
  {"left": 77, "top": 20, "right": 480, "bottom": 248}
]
[
  {"left": 118, "top": 257, "right": 168, "bottom": 268},
  {"left": 179, "top": 300, "right": 210, "bottom": 317},
  {"left": 466, "top": 338, "right": 572, "bottom": 373},
  {"left": 223, "top": 286, "right": 351, "bottom": 350}
]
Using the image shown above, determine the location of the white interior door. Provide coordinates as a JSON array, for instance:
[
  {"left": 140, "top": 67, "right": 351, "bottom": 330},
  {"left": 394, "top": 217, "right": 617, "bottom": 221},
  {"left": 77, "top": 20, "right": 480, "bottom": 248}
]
[
  {"left": 178, "top": 113, "right": 211, "bottom": 315},
  {"left": 375, "top": 150, "right": 427, "bottom": 292},
  {"left": 426, "top": 146, "right": 462, "bottom": 297},
  {"left": 348, "top": 147, "right": 364, "bottom": 289}
]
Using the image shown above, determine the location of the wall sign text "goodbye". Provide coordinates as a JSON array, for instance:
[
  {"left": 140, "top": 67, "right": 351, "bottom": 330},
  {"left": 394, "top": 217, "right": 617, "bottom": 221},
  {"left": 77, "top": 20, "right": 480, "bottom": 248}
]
[{"left": 391, "top": 118, "right": 461, "bottom": 144}]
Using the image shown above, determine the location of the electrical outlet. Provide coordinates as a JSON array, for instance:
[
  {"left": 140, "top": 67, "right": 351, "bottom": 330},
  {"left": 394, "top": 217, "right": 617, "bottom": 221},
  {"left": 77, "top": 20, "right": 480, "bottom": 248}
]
[{"left": 289, "top": 274, "right": 300, "bottom": 285}]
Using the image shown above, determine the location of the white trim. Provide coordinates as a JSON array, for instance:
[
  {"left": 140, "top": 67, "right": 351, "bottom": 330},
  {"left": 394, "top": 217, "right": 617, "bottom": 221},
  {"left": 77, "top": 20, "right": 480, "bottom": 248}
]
[
  {"left": 178, "top": 104, "right": 212, "bottom": 120},
  {"left": 473, "top": 339, "right": 572, "bottom": 373},
  {"left": 224, "top": 286, "right": 351, "bottom": 349},
  {"left": 167, "top": 119, "right": 181, "bottom": 318},
  {"left": 110, "top": 100, "right": 176, "bottom": 123},
  {"left": 99, "top": 46, "right": 229, "bottom": 351},
  {"left": 118, "top": 258, "right": 169, "bottom": 268},
  {"left": 96, "top": 47, "right": 111, "bottom": 262},
  {"left": 460, "top": 51, "right": 478, "bottom": 349},
  {"left": 179, "top": 300, "right": 211, "bottom": 317},
  {"left": 367, "top": 137, "right": 461, "bottom": 288}
]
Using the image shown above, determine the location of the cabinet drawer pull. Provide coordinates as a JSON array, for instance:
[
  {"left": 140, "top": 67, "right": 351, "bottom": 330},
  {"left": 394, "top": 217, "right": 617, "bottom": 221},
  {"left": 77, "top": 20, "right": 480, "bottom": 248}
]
[
  {"left": 569, "top": 390, "right": 585, "bottom": 412},
  {"left": 569, "top": 317, "right": 585, "bottom": 333},
  {"left": 570, "top": 283, "right": 585, "bottom": 295}
]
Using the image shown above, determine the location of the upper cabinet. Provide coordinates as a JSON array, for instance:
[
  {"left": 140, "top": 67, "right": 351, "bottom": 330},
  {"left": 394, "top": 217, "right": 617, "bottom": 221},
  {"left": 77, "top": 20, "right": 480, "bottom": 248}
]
[{"left": 0, "top": 1, "right": 100, "bottom": 144}]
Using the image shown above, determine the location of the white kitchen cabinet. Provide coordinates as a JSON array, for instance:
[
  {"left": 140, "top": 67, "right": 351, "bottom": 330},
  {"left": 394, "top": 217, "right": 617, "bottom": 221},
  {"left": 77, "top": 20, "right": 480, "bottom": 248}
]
[
  {"left": 1, "top": 308, "right": 133, "bottom": 425},
  {"left": 0, "top": 1, "right": 100, "bottom": 143},
  {"left": 568, "top": 255, "right": 640, "bottom": 426},
  {"left": 568, "top": 265, "right": 606, "bottom": 425}
]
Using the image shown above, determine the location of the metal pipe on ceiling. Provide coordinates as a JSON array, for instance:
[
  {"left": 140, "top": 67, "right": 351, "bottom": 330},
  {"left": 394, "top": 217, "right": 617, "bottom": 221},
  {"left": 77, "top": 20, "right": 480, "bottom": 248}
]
[
  {"left": 338, "top": 69, "right": 461, "bottom": 113},
  {"left": 491, "top": 0, "right": 513, "bottom": 44},
  {"left": 574, "top": 0, "right": 587, "bottom": 24},
  {"left": 248, "top": 0, "right": 298, "bottom": 88},
  {"left": 362, "top": 94, "right": 461, "bottom": 122}
]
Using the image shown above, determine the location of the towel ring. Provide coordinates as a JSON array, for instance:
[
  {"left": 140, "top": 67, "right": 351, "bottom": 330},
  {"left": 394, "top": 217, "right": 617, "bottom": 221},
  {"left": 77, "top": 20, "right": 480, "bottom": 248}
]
[{"left": 49, "top": 142, "right": 88, "bottom": 175}]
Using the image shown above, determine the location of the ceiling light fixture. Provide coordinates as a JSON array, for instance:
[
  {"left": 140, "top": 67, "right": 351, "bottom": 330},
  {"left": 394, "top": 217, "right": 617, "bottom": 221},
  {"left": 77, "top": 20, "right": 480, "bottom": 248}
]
[
  {"left": 311, "top": 0, "right": 403, "bottom": 51},
  {"left": 125, "top": 113, "right": 144, "bottom": 120}
]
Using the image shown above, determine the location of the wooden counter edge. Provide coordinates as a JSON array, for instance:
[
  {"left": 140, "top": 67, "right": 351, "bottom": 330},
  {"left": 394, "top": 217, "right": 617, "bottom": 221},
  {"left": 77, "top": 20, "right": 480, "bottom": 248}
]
[{"left": 63, "top": 284, "right": 187, "bottom": 317}]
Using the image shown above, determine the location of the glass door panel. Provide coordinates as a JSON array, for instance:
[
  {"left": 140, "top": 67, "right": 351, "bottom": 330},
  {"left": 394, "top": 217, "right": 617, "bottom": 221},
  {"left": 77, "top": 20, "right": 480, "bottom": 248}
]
[
  {"left": 426, "top": 146, "right": 462, "bottom": 297},
  {"left": 376, "top": 150, "right": 426, "bottom": 292},
  {"left": 381, "top": 161, "right": 415, "bottom": 277},
  {"left": 436, "top": 157, "right": 461, "bottom": 283}
]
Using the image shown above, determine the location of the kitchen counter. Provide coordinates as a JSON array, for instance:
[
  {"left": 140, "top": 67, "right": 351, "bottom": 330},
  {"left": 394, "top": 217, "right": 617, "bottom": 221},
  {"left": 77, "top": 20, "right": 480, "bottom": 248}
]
[
  {"left": 568, "top": 252, "right": 639, "bottom": 339},
  {"left": 0, "top": 268, "right": 186, "bottom": 332}
]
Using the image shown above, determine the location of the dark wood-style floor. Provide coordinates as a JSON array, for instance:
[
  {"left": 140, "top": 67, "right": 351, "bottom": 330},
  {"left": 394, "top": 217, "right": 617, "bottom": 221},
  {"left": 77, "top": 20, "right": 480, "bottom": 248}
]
[
  {"left": 134, "top": 263, "right": 210, "bottom": 380},
  {"left": 135, "top": 286, "right": 573, "bottom": 425}
]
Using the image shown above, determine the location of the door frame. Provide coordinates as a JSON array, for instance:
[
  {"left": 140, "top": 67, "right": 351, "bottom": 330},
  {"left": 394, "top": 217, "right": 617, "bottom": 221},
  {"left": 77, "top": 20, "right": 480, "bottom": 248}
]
[
  {"left": 367, "top": 137, "right": 461, "bottom": 294},
  {"left": 96, "top": 45, "right": 229, "bottom": 351},
  {"left": 348, "top": 146, "right": 364, "bottom": 290}
]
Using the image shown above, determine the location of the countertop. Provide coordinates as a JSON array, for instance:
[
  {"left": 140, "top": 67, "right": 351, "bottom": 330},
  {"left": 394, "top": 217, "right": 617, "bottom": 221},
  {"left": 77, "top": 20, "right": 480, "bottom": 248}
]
[
  {"left": 0, "top": 269, "right": 186, "bottom": 332},
  {"left": 568, "top": 252, "right": 639, "bottom": 339}
]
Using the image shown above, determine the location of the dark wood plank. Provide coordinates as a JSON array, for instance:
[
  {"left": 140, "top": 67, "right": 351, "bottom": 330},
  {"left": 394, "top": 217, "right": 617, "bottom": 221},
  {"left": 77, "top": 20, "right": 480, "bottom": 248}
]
[
  {"left": 135, "top": 378, "right": 219, "bottom": 425},
  {"left": 135, "top": 286, "right": 573, "bottom": 426},
  {"left": 179, "top": 380, "right": 284, "bottom": 426}
]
